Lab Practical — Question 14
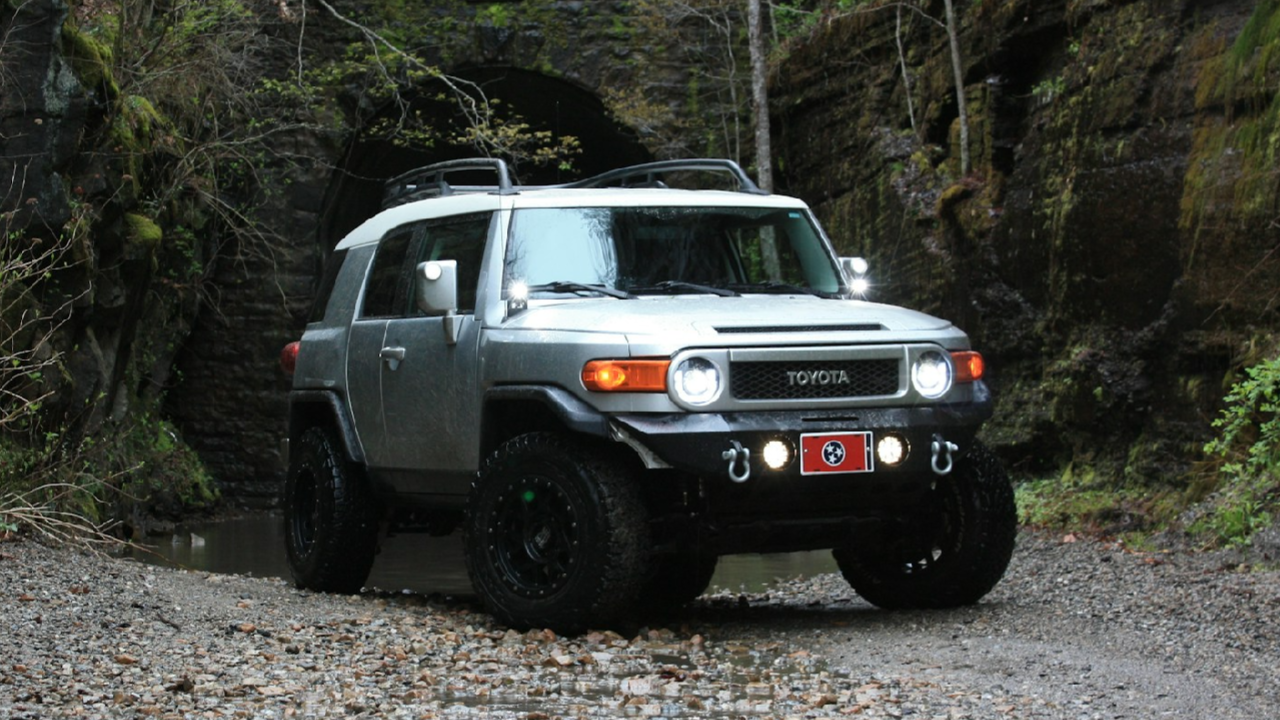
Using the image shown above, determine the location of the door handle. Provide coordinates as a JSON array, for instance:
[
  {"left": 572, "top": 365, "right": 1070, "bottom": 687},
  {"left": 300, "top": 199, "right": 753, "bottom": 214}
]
[{"left": 380, "top": 346, "right": 405, "bottom": 370}]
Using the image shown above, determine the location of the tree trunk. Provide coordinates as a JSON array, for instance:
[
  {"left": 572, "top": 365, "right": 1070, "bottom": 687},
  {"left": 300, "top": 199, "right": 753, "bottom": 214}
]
[
  {"left": 747, "top": 0, "right": 781, "bottom": 278},
  {"left": 942, "top": 0, "right": 970, "bottom": 175}
]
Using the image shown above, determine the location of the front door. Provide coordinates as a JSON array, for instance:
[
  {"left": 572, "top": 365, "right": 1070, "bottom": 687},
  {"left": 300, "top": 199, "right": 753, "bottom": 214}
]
[{"left": 352, "top": 213, "right": 492, "bottom": 495}]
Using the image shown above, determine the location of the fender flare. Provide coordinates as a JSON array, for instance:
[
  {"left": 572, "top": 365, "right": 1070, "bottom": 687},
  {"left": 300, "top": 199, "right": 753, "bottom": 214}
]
[
  {"left": 483, "top": 385, "right": 610, "bottom": 438},
  {"left": 288, "top": 390, "right": 366, "bottom": 465}
]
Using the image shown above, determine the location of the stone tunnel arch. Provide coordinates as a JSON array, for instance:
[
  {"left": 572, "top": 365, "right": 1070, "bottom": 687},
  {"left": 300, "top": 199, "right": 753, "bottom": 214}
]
[
  {"left": 158, "top": 66, "right": 653, "bottom": 501},
  {"left": 318, "top": 67, "right": 652, "bottom": 250}
]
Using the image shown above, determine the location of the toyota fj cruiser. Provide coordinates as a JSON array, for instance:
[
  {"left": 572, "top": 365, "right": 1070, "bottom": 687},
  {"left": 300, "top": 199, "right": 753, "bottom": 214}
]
[{"left": 281, "top": 158, "right": 1016, "bottom": 633}]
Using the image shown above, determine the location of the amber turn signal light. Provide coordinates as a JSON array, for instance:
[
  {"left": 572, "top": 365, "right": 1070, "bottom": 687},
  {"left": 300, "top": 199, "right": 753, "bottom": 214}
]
[
  {"left": 581, "top": 359, "right": 670, "bottom": 392},
  {"left": 951, "top": 351, "right": 984, "bottom": 383}
]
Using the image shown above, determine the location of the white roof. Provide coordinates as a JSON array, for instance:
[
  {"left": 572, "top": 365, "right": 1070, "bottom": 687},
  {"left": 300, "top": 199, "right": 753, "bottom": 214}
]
[{"left": 333, "top": 187, "right": 811, "bottom": 251}]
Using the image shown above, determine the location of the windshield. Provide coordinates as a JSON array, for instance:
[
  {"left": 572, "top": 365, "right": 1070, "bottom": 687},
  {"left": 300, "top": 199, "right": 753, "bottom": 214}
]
[{"left": 503, "top": 206, "right": 844, "bottom": 298}]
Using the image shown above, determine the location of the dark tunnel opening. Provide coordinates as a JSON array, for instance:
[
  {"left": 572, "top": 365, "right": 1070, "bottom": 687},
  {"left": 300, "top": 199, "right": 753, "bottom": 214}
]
[{"left": 318, "top": 67, "right": 651, "bottom": 251}]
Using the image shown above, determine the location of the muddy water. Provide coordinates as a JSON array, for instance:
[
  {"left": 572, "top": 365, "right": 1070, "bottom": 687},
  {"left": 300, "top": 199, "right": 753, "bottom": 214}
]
[{"left": 130, "top": 515, "right": 838, "bottom": 595}]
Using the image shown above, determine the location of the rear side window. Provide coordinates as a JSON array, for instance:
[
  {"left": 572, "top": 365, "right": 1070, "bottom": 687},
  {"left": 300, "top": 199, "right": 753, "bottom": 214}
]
[
  {"left": 360, "top": 226, "right": 416, "bottom": 319},
  {"left": 308, "top": 249, "right": 348, "bottom": 323}
]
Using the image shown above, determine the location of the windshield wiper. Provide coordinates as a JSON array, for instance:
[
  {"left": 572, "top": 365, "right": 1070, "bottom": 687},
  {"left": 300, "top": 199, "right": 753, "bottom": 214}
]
[
  {"left": 526, "top": 281, "right": 633, "bottom": 299},
  {"left": 725, "top": 281, "right": 832, "bottom": 297},
  {"left": 629, "top": 280, "right": 739, "bottom": 297}
]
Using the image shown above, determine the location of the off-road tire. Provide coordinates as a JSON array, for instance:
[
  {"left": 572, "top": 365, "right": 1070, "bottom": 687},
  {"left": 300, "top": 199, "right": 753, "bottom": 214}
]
[
  {"left": 463, "top": 432, "right": 650, "bottom": 634},
  {"left": 283, "top": 426, "right": 380, "bottom": 594},
  {"left": 833, "top": 441, "right": 1016, "bottom": 609},
  {"left": 642, "top": 553, "right": 718, "bottom": 611}
]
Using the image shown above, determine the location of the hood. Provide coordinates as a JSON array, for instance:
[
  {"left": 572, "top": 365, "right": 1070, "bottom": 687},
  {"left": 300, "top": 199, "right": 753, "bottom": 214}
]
[{"left": 500, "top": 295, "right": 954, "bottom": 341}]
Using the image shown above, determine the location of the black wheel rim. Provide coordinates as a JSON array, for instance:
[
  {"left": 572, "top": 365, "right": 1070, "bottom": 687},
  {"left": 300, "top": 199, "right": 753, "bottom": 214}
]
[
  {"left": 290, "top": 468, "right": 318, "bottom": 554},
  {"left": 488, "top": 473, "right": 580, "bottom": 598}
]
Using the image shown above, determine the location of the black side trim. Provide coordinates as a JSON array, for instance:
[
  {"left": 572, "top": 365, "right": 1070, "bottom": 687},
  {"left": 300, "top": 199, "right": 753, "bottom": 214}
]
[
  {"left": 484, "top": 385, "right": 610, "bottom": 438},
  {"left": 289, "top": 390, "right": 365, "bottom": 465}
]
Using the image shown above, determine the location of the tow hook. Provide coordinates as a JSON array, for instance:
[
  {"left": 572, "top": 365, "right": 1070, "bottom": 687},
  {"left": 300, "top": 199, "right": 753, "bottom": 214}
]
[
  {"left": 931, "top": 434, "right": 959, "bottom": 476},
  {"left": 722, "top": 440, "right": 751, "bottom": 483}
]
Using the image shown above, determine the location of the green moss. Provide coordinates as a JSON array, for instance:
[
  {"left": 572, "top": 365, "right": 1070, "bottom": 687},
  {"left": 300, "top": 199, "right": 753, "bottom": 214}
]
[
  {"left": 124, "top": 213, "right": 163, "bottom": 247},
  {"left": 60, "top": 22, "right": 119, "bottom": 99}
]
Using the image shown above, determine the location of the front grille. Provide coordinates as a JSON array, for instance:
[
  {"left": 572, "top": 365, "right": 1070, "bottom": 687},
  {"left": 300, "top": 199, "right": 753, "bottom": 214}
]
[{"left": 730, "top": 358, "right": 900, "bottom": 400}]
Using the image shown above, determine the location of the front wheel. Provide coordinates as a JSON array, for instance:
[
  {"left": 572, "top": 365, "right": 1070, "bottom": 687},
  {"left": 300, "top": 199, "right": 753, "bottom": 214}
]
[
  {"left": 463, "top": 433, "right": 650, "bottom": 634},
  {"left": 283, "top": 426, "right": 380, "bottom": 594},
  {"left": 833, "top": 441, "right": 1016, "bottom": 609}
]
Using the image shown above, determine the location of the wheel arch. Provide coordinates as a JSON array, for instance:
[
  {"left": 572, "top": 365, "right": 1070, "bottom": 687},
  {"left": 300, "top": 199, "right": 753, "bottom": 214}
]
[
  {"left": 480, "top": 385, "right": 610, "bottom": 459},
  {"left": 288, "top": 390, "right": 366, "bottom": 466}
]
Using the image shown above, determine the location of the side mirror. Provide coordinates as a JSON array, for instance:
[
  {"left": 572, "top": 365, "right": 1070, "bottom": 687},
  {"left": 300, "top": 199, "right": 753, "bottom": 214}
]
[
  {"left": 415, "top": 260, "right": 462, "bottom": 345},
  {"left": 840, "top": 256, "right": 870, "bottom": 296},
  {"left": 416, "top": 260, "right": 458, "bottom": 316}
]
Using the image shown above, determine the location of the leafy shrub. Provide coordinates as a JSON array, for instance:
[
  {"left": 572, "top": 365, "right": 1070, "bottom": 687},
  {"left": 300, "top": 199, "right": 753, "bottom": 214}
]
[{"left": 1199, "top": 356, "right": 1280, "bottom": 546}]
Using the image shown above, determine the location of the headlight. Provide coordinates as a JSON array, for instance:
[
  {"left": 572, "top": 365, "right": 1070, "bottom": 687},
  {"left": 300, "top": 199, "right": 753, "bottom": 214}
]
[
  {"left": 911, "top": 351, "right": 952, "bottom": 399},
  {"left": 672, "top": 357, "right": 722, "bottom": 406}
]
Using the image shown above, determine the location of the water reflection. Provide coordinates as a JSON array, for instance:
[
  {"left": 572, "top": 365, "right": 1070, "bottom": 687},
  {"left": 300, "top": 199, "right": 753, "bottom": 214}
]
[{"left": 130, "top": 515, "right": 837, "bottom": 596}]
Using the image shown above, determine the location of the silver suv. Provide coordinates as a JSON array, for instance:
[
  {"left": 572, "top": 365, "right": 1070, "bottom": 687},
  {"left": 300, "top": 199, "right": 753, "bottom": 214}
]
[{"left": 280, "top": 158, "right": 1015, "bottom": 633}]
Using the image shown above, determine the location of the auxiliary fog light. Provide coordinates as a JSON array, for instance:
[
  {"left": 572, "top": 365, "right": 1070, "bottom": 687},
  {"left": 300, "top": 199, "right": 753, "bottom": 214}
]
[
  {"left": 876, "top": 434, "right": 909, "bottom": 466},
  {"left": 762, "top": 439, "right": 792, "bottom": 470}
]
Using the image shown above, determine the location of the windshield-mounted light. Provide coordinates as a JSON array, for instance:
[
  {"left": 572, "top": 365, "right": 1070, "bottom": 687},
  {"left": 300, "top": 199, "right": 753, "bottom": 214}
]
[
  {"left": 506, "top": 281, "right": 529, "bottom": 315},
  {"left": 842, "top": 257, "right": 871, "bottom": 298}
]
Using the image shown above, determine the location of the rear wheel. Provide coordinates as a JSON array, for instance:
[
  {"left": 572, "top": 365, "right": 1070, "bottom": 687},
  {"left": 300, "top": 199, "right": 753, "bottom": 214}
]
[
  {"left": 283, "top": 426, "right": 380, "bottom": 594},
  {"left": 464, "top": 433, "right": 650, "bottom": 634},
  {"left": 833, "top": 442, "right": 1015, "bottom": 609}
]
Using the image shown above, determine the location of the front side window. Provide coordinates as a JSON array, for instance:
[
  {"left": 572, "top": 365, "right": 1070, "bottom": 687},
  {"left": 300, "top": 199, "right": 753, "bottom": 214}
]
[
  {"left": 360, "top": 213, "right": 492, "bottom": 319},
  {"left": 503, "top": 206, "right": 842, "bottom": 298},
  {"left": 415, "top": 212, "right": 491, "bottom": 313}
]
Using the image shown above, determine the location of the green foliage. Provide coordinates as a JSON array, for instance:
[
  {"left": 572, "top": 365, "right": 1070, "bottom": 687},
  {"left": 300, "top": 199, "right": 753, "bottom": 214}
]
[
  {"left": 1014, "top": 465, "right": 1176, "bottom": 536},
  {"left": 1032, "top": 76, "right": 1066, "bottom": 105},
  {"left": 772, "top": 0, "right": 871, "bottom": 43},
  {"left": 0, "top": 414, "right": 219, "bottom": 539},
  {"left": 1198, "top": 356, "right": 1280, "bottom": 547},
  {"left": 477, "top": 3, "right": 513, "bottom": 28}
]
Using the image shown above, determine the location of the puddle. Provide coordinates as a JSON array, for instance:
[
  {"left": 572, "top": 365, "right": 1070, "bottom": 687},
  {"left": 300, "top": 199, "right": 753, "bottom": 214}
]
[{"left": 129, "top": 514, "right": 837, "bottom": 596}]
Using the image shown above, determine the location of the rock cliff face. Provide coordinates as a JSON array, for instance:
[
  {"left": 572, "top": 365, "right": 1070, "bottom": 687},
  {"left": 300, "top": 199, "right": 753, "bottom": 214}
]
[{"left": 776, "top": 0, "right": 1278, "bottom": 488}]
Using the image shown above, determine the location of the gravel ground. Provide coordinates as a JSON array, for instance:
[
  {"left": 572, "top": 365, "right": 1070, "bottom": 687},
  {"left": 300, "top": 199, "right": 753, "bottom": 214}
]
[{"left": 1, "top": 530, "right": 1277, "bottom": 719}]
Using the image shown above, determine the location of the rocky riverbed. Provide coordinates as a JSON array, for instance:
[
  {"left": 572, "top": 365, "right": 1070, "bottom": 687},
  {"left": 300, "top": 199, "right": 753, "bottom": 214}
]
[{"left": 1, "top": 530, "right": 1277, "bottom": 719}]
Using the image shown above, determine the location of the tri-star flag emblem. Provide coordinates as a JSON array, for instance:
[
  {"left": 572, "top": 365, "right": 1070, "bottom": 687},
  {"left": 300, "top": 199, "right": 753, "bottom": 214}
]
[{"left": 800, "top": 432, "right": 874, "bottom": 475}]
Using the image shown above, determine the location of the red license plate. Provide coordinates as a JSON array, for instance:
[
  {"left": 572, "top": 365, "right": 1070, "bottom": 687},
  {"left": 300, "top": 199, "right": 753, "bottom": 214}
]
[{"left": 800, "top": 432, "right": 873, "bottom": 475}]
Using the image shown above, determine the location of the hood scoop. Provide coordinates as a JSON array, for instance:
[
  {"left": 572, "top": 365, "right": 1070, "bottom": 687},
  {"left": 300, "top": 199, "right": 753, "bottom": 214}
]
[{"left": 714, "top": 323, "right": 884, "bottom": 334}]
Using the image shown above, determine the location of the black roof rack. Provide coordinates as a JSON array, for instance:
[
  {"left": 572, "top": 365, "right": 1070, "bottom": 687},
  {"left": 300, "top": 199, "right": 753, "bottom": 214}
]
[
  {"left": 559, "top": 158, "right": 767, "bottom": 194},
  {"left": 382, "top": 158, "right": 516, "bottom": 208},
  {"left": 381, "top": 157, "right": 767, "bottom": 209}
]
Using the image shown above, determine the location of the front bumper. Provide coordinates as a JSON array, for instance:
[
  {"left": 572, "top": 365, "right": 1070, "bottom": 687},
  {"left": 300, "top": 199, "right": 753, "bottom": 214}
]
[{"left": 612, "top": 387, "right": 991, "bottom": 481}]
